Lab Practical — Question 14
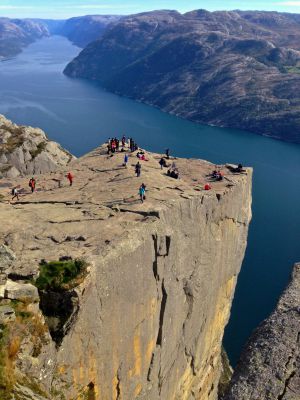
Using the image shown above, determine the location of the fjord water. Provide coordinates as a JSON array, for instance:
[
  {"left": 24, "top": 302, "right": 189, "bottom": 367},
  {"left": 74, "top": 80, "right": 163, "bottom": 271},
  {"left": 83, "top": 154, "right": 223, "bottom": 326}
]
[{"left": 1, "top": 36, "right": 299, "bottom": 364}]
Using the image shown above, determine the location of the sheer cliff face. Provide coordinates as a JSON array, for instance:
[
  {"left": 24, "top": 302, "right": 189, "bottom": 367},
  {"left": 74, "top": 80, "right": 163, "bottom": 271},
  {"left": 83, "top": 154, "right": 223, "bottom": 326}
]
[
  {"left": 0, "top": 115, "right": 75, "bottom": 178},
  {"left": 224, "top": 263, "right": 300, "bottom": 400},
  {"left": 0, "top": 145, "right": 252, "bottom": 399},
  {"left": 64, "top": 9, "right": 300, "bottom": 144}
]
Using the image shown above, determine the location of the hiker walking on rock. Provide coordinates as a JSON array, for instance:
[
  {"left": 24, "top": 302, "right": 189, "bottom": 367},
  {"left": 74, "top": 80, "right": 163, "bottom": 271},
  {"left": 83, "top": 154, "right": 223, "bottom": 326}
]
[
  {"left": 139, "top": 184, "right": 146, "bottom": 203},
  {"left": 11, "top": 187, "right": 20, "bottom": 201}
]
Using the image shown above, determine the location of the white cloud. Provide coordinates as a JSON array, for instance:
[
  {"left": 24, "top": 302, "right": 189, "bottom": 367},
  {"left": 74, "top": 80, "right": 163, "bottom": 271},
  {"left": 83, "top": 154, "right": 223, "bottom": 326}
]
[
  {"left": 279, "top": 1, "right": 300, "bottom": 5},
  {"left": 0, "top": 5, "right": 34, "bottom": 9}
]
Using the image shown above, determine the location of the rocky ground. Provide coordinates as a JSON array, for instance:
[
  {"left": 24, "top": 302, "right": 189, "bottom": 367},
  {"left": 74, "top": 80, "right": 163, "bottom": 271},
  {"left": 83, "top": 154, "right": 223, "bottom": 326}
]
[
  {"left": 65, "top": 9, "right": 300, "bottom": 144},
  {"left": 0, "top": 142, "right": 252, "bottom": 399},
  {"left": 0, "top": 115, "right": 75, "bottom": 179},
  {"left": 223, "top": 263, "right": 300, "bottom": 400}
]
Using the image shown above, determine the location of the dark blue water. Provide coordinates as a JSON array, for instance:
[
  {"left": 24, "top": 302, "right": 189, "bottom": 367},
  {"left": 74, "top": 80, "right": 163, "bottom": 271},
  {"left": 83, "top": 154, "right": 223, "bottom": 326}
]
[{"left": 1, "top": 36, "right": 299, "bottom": 365}]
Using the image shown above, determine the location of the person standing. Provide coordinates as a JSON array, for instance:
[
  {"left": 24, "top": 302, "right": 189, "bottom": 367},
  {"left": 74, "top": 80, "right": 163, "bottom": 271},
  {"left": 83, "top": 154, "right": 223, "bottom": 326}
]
[
  {"left": 29, "top": 177, "right": 36, "bottom": 193},
  {"left": 165, "top": 148, "right": 170, "bottom": 159},
  {"left": 124, "top": 153, "right": 129, "bottom": 168},
  {"left": 67, "top": 172, "right": 74, "bottom": 186},
  {"left": 135, "top": 161, "right": 141, "bottom": 177}
]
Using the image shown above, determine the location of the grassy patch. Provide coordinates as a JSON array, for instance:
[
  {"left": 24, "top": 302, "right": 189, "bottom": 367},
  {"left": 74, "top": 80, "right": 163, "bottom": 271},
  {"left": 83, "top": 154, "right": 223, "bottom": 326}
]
[
  {"left": 283, "top": 65, "right": 300, "bottom": 74},
  {"left": 35, "top": 259, "right": 88, "bottom": 292},
  {"left": 0, "top": 300, "right": 49, "bottom": 398}
]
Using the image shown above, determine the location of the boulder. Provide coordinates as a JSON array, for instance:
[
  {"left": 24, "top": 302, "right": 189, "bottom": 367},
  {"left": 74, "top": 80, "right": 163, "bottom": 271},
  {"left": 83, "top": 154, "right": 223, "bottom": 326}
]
[{"left": 4, "top": 280, "right": 39, "bottom": 302}]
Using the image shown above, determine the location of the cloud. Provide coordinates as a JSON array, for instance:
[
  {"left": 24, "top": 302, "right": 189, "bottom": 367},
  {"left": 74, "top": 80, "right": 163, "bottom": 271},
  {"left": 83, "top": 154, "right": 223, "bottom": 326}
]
[
  {"left": 278, "top": 1, "right": 300, "bottom": 5},
  {"left": 0, "top": 5, "right": 34, "bottom": 9},
  {"left": 65, "top": 4, "right": 135, "bottom": 9}
]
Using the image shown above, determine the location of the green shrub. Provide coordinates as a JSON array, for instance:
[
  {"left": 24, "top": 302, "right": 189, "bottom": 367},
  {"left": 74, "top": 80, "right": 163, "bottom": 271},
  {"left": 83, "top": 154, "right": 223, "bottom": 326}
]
[{"left": 35, "top": 259, "right": 87, "bottom": 292}]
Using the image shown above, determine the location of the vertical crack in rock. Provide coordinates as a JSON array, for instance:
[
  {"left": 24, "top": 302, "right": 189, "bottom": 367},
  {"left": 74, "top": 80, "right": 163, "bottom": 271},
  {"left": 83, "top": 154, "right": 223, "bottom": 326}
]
[
  {"left": 147, "top": 353, "right": 155, "bottom": 382},
  {"left": 152, "top": 234, "right": 159, "bottom": 281},
  {"left": 116, "top": 366, "right": 122, "bottom": 400},
  {"left": 165, "top": 236, "right": 171, "bottom": 257},
  {"left": 156, "top": 280, "right": 167, "bottom": 347},
  {"left": 182, "top": 279, "right": 194, "bottom": 335}
]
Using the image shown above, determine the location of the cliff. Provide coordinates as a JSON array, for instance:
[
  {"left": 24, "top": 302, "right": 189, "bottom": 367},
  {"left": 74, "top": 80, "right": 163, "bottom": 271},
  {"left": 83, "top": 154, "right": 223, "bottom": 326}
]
[
  {"left": 64, "top": 9, "right": 300, "bottom": 144},
  {"left": 0, "top": 144, "right": 252, "bottom": 399},
  {"left": 223, "top": 263, "right": 300, "bottom": 400},
  {"left": 0, "top": 115, "right": 75, "bottom": 178}
]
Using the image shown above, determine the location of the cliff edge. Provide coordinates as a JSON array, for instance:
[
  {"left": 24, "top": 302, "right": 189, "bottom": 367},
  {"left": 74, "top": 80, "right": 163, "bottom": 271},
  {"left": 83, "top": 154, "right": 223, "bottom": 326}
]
[
  {"left": 0, "top": 143, "right": 252, "bottom": 399},
  {"left": 224, "top": 263, "right": 300, "bottom": 400}
]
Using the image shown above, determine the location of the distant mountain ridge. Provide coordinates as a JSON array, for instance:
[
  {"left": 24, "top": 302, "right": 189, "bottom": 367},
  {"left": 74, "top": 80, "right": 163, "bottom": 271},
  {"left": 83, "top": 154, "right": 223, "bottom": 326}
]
[
  {"left": 64, "top": 9, "right": 300, "bottom": 144},
  {"left": 0, "top": 14, "right": 121, "bottom": 58},
  {"left": 0, "top": 17, "right": 49, "bottom": 58}
]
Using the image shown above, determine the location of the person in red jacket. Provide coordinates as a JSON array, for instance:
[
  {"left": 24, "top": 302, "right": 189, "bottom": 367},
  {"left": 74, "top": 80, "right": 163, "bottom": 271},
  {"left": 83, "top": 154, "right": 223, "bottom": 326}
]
[
  {"left": 66, "top": 172, "right": 73, "bottom": 186},
  {"left": 204, "top": 183, "right": 212, "bottom": 190},
  {"left": 29, "top": 177, "right": 36, "bottom": 193}
]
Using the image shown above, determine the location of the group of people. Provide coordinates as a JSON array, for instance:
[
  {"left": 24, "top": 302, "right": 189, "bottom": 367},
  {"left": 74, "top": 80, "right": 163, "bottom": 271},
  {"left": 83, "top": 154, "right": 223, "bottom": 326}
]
[
  {"left": 107, "top": 136, "right": 139, "bottom": 154},
  {"left": 10, "top": 172, "right": 74, "bottom": 202},
  {"left": 211, "top": 169, "right": 224, "bottom": 182}
]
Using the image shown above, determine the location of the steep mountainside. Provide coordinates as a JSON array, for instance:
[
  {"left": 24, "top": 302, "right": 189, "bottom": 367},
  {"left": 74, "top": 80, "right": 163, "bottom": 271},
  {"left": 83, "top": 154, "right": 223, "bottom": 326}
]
[
  {"left": 224, "top": 263, "right": 300, "bottom": 400},
  {"left": 0, "top": 115, "right": 75, "bottom": 178},
  {"left": 64, "top": 10, "right": 300, "bottom": 144},
  {"left": 58, "top": 15, "right": 121, "bottom": 47},
  {"left": 0, "top": 18, "right": 49, "bottom": 58},
  {"left": 0, "top": 139, "right": 252, "bottom": 399}
]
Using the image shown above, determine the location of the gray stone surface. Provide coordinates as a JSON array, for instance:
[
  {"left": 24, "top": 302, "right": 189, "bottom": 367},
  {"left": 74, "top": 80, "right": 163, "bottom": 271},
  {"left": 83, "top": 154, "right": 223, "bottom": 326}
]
[
  {"left": 0, "top": 115, "right": 75, "bottom": 178},
  {"left": 224, "top": 263, "right": 300, "bottom": 400},
  {"left": 0, "top": 144, "right": 252, "bottom": 400},
  {"left": 4, "top": 280, "right": 39, "bottom": 302},
  {"left": 0, "top": 305, "right": 16, "bottom": 324}
]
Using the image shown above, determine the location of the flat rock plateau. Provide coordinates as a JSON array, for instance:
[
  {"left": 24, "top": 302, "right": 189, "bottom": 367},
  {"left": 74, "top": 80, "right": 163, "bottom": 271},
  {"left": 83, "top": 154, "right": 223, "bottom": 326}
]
[{"left": 0, "top": 134, "right": 252, "bottom": 399}]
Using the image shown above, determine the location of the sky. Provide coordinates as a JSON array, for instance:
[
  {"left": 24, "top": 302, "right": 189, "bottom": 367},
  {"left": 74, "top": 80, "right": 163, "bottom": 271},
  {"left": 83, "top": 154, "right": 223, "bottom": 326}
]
[{"left": 1, "top": 0, "right": 300, "bottom": 19}]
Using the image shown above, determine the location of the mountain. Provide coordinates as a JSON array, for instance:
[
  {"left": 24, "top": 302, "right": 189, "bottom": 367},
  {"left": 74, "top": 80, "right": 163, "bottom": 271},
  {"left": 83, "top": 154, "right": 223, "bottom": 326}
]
[
  {"left": 0, "top": 18, "right": 49, "bottom": 58},
  {"left": 0, "top": 15, "right": 121, "bottom": 59},
  {"left": 58, "top": 15, "right": 121, "bottom": 47},
  {"left": 64, "top": 10, "right": 300, "bottom": 144}
]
